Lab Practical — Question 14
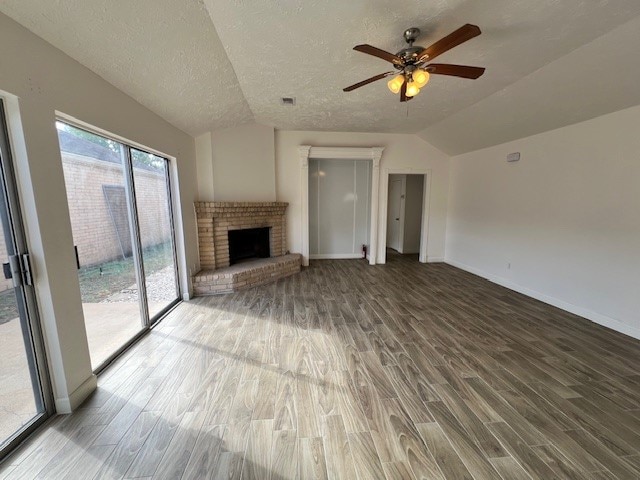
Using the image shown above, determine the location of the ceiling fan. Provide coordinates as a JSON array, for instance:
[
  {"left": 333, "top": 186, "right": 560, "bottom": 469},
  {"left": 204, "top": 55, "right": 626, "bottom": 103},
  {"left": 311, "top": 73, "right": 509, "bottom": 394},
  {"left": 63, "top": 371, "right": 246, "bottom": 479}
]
[{"left": 343, "top": 24, "right": 485, "bottom": 102}]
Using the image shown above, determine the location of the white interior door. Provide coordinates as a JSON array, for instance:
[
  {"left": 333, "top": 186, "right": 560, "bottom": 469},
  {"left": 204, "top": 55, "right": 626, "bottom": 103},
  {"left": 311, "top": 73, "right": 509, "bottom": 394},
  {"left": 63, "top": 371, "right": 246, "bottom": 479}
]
[{"left": 387, "top": 178, "right": 403, "bottom": 251}]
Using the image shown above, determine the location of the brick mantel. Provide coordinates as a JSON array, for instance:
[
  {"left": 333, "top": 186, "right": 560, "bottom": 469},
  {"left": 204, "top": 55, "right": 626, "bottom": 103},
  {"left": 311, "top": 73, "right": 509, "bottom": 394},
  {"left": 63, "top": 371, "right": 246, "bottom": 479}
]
[
  {"left": 195, "top": 201, "right": 288, "bottom": 270},
  {"left": 195, "top": 201, "right": 288, "bottom": 218}
]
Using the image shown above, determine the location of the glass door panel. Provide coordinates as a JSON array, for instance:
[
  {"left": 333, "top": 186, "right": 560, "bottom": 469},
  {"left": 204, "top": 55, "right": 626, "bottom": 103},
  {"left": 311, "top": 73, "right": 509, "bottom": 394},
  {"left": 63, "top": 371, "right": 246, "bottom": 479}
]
[
  {"left": 0, "top": 227, "right": 38, "bottom": 444},
  {"left": 57, "top": 123, "right": 144, "bottom": 369},
  {"left": 0, "top": 100, "right": 48, "bottom": 456},
  {"left": 130, "top": 149, "right": 179, "bottom": 319}
]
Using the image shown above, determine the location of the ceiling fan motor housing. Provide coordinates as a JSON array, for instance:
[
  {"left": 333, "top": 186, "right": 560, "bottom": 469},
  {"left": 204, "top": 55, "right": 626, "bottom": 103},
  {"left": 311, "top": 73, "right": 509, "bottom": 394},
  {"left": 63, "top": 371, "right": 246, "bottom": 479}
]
[
  {"left": 394, "top": 46, "right": 427, "bottom": 68},
  {"left": 396, "top": 28, "right": 427, "bottom": 71},
  {"left": 403, "top": 27, "right": 421, "bottom": 44}
]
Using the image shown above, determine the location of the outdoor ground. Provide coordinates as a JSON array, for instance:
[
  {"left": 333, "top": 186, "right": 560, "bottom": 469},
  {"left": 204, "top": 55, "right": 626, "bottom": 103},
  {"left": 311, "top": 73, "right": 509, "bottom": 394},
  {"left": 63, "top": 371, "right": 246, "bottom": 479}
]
[{"left": 0, "top": 244, "right": 178, "bottom": 443}]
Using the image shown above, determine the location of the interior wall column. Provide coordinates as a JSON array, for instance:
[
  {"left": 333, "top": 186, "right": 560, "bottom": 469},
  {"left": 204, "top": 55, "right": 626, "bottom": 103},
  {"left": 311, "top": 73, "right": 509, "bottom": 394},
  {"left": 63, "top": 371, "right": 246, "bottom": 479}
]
[
  {"left": 369, "top": 148, "right": 383, "bottom": 265},
  {"left": 298, "top": 146, "right": 311, "bottom": 266}
]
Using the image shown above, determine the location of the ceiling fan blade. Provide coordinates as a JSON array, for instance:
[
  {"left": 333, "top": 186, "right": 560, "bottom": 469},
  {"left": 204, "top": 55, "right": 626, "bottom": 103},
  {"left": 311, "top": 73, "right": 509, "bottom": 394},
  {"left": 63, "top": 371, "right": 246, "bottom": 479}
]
[
  {"left": 417, "top": 24, "right": 481, "bottom": 62},
  {"left": 343, "top": 72, "right": 394, "bottom": 92},
  {"left": 427, "top": 63, "right": 486, "bottom": 79},
  {"left": 353, "top": 44, "right": 404, "bottom": 66}
]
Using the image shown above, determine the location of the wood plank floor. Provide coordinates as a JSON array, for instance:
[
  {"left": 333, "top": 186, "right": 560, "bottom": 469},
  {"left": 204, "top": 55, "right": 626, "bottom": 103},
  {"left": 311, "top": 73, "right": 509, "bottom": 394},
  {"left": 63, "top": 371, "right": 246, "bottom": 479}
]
[{"left": 2, "top": 253, "right": 640, "bottom": 479}]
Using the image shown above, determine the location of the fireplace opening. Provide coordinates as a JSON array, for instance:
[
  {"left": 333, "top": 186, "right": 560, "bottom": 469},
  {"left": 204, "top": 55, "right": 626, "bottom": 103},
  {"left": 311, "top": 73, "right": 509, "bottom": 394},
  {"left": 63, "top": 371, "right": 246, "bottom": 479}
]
[{"left": 228, "top": 227, "right": 271, "bottom": 265}]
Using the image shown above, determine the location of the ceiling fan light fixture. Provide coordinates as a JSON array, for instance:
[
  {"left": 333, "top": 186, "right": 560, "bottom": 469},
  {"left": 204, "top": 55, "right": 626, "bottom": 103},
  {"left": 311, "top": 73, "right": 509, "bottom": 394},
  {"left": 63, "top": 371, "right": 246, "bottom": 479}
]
[
  {"left": 344, "top": 24, "right": 484, "bottom": 102},
  {"left": 387, "top": 74, "right": 405, "bottom": 94},
  {"left": 412, "top": 69, "right": 430, "bottom": 88},
  {"left": 405, "top": 81, "right": 420, "bottom": 97}
]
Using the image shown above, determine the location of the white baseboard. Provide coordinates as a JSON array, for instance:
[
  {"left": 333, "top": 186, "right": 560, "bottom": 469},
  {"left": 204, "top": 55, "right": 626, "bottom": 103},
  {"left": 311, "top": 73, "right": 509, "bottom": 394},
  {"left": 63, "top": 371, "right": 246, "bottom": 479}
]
[
  {"left": 309, "top": 254, "right": 364, "bottom": 259},
  {"left": 55, "top": 373, "right": 98, "bottom": 413},
  {"left": 427, "top": 256, "right": 444, "bottom": 263},
  {"left": 377, "top": 254, "right": 443, "bottom": 265},
  {"left": 445, "top": 258, "right": 640, "bottom": 340}
]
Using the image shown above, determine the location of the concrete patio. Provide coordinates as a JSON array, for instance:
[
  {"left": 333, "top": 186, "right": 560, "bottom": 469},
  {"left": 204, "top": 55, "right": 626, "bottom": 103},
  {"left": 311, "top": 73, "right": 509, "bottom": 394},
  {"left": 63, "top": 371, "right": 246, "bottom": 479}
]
[{"left": 0, "top": 301, "right": 166, "bottom": 442}]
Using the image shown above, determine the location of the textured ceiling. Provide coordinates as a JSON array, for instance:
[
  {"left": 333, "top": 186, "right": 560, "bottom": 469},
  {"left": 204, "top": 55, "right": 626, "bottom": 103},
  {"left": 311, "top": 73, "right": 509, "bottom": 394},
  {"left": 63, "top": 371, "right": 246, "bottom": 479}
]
[
  {"left": 418, "top": 15, "right": 640, "bottom": 154},
  {"left": 202, "top": 0, "right": 640, "bottom": 137},
  {"left": 2, "top": 1, "right": 640, "bottom": 150},
  {"left": 0, "top": 0, "right": 253, "bottom": 135}
]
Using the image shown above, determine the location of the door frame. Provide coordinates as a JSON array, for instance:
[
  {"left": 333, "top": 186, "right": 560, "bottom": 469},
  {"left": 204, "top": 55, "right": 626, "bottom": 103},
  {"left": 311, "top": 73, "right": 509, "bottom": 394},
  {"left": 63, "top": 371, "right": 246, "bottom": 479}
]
[
  {"left": 54, "top": 117, "right": 182, "bottom": 373},
  {"left": 57, "top": 111, "right": 189, "bottom": 301},
  {"left": 0, "top": 98, "right": 54, "bottom": 460},
  {"left": 299, "top": 146, "right": 384, "bottom": 266},
  {"left": 379, "top": 168, "right": 432, "bottom": 264}
]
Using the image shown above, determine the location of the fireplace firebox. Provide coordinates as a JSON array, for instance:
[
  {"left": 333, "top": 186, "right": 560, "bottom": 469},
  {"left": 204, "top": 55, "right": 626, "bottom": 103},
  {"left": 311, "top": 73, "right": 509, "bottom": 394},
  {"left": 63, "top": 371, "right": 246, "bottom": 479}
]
[{"left": 228, "top": 227, "right": 271, "bottom": 265}]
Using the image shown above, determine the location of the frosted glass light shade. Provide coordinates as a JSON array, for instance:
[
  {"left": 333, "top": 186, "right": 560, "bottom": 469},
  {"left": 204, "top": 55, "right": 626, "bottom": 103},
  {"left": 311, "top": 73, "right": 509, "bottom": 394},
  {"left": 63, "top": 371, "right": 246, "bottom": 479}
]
[
  {"left": 405, "top": 81, "right": 420, "bottom": 97},
  {"left": 413, "top": 69, "right": 430, "bottom": 88},
  {"left": 387, "top": 74, "right": 405, "bottom": 94}
]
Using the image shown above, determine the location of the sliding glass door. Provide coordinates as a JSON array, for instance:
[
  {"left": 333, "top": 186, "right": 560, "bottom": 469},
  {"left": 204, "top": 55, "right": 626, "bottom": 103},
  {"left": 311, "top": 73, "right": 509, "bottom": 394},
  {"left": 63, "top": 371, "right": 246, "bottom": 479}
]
[
  {"left": 130, "top": 149, "right": 179, "bottom": 318},
  {"left": 0, "top": 100, "right": 50, "bottom": 459},
  {"left": 57, "top": 122, "right": 180, "bottom": 370}
]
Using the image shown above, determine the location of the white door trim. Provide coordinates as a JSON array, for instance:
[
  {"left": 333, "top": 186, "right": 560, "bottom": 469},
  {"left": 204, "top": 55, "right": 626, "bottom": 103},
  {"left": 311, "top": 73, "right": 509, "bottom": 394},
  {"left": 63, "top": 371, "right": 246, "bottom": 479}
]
[
  {"left": 299, "top": 146, "right": 383, "bottom": 266},
  {"left": 397, "top": 175, "right": 407, "bottom": 253},
  {"left": 379, "top": 168, "right": 432, "bottom": 264}
]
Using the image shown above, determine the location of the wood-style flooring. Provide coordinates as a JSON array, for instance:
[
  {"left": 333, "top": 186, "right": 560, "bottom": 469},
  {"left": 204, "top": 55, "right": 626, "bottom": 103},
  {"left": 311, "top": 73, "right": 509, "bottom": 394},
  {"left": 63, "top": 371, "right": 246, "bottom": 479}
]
[{"left": 2, "top": 253, "right": 640, "bottom": 479}]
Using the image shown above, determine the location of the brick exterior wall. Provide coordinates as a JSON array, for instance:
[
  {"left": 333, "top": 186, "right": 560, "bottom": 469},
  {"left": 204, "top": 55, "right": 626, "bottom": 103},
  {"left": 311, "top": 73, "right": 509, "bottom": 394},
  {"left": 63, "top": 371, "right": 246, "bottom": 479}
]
[
  {"left": 62, "top": 153, "right": 172, "bottom": 268},
  {"left": 195, "top": 202, "right": 288, "bottom": 270},
  {"left": 0, "top": 153, "right": 172, "bottom": 293}
]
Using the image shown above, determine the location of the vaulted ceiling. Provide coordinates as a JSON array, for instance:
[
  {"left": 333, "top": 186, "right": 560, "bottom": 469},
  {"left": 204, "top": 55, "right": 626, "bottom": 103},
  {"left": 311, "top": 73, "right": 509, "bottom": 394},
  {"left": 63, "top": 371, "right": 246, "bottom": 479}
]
[{"left": 2, "top": 1, "right": 640, "bottom": 154}]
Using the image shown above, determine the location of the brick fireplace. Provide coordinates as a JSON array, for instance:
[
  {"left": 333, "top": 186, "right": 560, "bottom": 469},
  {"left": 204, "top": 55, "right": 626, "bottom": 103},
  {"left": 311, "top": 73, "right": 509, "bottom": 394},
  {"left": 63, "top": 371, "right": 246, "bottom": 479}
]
[
  {"left": 193, "top": 201, "right": 301, "bottom": 294},
  {"left": 196, "top": 201, "right": 288, "bottom": 269}
]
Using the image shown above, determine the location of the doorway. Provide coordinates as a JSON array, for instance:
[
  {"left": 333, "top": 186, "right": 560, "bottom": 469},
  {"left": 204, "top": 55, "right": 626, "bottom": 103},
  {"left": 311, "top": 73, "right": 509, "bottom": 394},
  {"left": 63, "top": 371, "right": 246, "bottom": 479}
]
[
  {"left": 0, "top": 100, "right": 51, "bottom": 459},
  {"left": 385, "top": 174, "right": 425, "bottom": 261}
]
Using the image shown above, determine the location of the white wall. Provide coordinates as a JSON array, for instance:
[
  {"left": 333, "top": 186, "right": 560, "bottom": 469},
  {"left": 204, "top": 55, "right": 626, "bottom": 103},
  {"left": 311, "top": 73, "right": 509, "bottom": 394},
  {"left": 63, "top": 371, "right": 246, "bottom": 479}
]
[
  {"left": 446, "top": 104, "right": 640, "bottom": 339},
  {"left": 0, "top": 12, "right": 199, "bottom": 411},
  {"left": 275, "top": 130, "right": 450, "bottom": 262},
  {"left": 403, "top": 174, "right": 424, "bottom": 254},
  {"left": 203, "top": 123, "right": 276, "bottom": 202},
  {"left": 195, "top": 132, "right": 214, "bottom": 201}
]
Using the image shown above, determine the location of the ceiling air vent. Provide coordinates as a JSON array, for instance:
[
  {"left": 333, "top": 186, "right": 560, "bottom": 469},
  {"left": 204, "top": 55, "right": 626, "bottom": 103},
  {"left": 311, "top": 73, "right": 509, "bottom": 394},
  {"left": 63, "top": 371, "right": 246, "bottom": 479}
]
[{"left": 281, "top": 97, "right": 296, "bottom": 106}]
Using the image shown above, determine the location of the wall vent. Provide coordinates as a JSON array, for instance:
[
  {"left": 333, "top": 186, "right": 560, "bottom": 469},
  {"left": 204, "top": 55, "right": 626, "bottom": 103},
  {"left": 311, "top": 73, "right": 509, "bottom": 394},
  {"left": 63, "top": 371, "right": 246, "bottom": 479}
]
[{"left": 281, "top": 97, "right": 296, "bottom": 106}]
